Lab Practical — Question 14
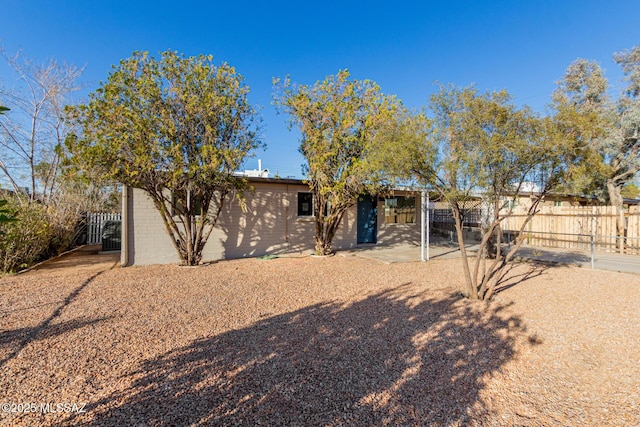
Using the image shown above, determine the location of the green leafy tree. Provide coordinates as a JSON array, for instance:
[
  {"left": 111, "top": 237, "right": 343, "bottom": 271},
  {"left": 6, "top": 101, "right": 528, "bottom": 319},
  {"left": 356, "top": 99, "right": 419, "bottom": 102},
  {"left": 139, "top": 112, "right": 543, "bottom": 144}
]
[
  {"left": 553, "top": 48, "right": 640, "bottom": 251},
  {"left": 621, "top": 182, "right": 640, "bottom": 199},
  {"left": 390, "top": 85, "right": 569, "bottom": 300},
  {"left": 274, "top": 70, "right": 400, "bottom": 255},
  {"left": 67, "top": 51, "right": 261, "bottom": 265}
]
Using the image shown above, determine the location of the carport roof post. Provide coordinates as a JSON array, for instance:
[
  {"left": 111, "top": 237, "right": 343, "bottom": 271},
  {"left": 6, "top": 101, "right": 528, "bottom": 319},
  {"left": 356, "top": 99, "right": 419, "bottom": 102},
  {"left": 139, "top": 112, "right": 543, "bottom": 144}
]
[{"left": 421, "top": 190, "right": 430, "bottom": 262}]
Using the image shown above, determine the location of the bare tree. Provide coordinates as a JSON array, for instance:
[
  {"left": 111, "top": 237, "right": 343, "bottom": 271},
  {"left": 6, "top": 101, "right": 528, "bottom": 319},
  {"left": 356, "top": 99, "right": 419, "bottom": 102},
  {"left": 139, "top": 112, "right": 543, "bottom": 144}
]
[{"left": 0, "top": 48, "right": 83, "bottom": 201}]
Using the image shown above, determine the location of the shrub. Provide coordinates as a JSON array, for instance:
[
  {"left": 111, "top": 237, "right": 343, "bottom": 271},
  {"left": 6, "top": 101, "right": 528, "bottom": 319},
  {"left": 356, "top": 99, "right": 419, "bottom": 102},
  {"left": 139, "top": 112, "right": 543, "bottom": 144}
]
[
  {"left": 0, "top": 198, "right": 53, "bottom": 273},
  {"left": 0, "top": 181, "right": 120, "bottom": 273}
]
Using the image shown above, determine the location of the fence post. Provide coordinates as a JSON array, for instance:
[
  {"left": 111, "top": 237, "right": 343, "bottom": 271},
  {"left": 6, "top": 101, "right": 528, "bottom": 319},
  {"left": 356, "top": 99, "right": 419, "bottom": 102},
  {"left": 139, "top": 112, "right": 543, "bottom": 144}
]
[
  {"left": 591, "top": 214, "right": 595, "bottom": 253},
  {"left": 590, "top": 234, "right": 595, "bottom": 270}
]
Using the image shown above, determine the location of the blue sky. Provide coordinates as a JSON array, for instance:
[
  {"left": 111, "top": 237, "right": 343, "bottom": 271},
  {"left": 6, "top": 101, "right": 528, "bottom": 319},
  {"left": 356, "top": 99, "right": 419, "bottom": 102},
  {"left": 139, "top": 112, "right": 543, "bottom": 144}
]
[{"left": 2, "top": 0, "right": 640, "bottom": 179}]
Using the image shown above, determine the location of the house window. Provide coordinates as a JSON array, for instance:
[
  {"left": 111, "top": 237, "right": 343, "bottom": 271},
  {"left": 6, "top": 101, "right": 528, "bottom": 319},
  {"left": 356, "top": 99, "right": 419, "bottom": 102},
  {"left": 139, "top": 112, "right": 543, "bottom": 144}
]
[
  {"left": 384, "top": 196, "right": 416, "bottom": 224},
  {"left": 554, "top": 200, "right": 563, "bottom": 207},
  {"left": 298, "top": 192, "right": 313, "bottom": 216}
]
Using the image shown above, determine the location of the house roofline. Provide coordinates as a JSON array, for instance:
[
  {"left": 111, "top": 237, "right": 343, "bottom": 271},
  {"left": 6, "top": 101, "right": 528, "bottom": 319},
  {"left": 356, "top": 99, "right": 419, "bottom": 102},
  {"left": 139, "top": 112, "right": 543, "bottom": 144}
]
[{"left": 245, "top": 176, "right": 307, "bottom": 185}]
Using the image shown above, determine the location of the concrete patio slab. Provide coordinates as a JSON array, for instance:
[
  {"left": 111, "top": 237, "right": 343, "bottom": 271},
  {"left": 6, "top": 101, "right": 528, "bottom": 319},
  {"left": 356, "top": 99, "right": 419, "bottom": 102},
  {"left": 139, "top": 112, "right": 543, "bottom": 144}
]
[
  {"left": 338, "top": 242, "right": 479, "bottom": 264},
  {"left": 337, "top": 240, "right": 640, "bottom": 275}
]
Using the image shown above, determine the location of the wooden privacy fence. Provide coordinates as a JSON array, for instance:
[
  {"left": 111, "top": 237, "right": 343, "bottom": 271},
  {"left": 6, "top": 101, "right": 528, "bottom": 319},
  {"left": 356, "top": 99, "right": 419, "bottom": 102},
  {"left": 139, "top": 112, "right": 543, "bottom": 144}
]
[
  {"left": 87, "top": 212, "right": 122, "bottom": 244},
  {"left": 501, "top": 205, "right": 640, "bottom": 254}
]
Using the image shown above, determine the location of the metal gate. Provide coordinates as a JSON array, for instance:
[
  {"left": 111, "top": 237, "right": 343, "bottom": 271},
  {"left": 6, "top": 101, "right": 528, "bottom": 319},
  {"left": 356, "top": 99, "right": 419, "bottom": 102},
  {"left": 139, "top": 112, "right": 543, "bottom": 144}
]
[{"left": 87, "top": 212, "right": 121, "bottom": 244}]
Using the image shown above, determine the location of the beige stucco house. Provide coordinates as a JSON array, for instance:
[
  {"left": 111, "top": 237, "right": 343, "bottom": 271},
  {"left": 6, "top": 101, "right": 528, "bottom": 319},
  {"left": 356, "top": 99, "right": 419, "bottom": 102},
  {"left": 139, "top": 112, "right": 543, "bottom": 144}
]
[{"left": 121, "top": 177, "right": 425, "bottom": 266}]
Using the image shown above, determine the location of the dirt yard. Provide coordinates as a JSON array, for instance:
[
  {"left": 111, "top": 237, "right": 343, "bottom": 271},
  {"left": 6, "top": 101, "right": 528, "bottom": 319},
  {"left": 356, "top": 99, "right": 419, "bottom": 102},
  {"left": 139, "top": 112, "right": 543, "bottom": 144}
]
[{"left": 0, "top": 248, "right": 639, "bottom": 426}]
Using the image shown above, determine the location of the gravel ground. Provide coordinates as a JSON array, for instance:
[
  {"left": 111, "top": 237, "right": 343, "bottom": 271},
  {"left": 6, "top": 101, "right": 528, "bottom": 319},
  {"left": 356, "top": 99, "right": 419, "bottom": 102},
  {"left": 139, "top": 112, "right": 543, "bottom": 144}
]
[{"left": 0, "top": 249, "right": 639, "bottom": 426}]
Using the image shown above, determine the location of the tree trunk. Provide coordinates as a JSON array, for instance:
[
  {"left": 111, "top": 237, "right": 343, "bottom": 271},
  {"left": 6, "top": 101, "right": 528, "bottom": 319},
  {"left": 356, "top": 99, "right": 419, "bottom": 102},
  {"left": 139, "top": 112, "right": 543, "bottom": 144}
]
[
  {"left": 477, "top": 195, "right": 543, "bottom": 301},
  {"left": 494, "top": 199, "right": 502, "bottom": 260},
  {"left": 315, "top": 215, "right": 328, "bottom": 255},
  {"left": 452, "top": 204, "right": 477, "bottom": 299},
  {"left": 314, "top": 212, "right": 343, "bottom": 256},
  {"left": 314, "top": 237, "right": 332, "bottom": 256},
  {"left": 150, "top": 190, "right": 208, "bottom": 266},
  {"left": 607, "top": 179, "right": 625, "bottom": 254}
]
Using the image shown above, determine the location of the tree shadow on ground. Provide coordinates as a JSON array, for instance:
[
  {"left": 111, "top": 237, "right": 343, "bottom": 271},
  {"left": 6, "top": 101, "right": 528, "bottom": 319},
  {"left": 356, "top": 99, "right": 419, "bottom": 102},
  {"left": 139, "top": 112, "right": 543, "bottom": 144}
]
[
  {"left": 493, "top": 261, "right": 552, "bottom": 295},
  {"left": 0, "top": 263, "right": 116, "bottom": 368},
  {"left": 514, "top": 246, "right": 591, "bottom": 266},
  {"left": 0, "top": 317, "right": 110, "bottom": 353},
  {"left": 66, "top": 284, "right": 529, "bottom": 426}
]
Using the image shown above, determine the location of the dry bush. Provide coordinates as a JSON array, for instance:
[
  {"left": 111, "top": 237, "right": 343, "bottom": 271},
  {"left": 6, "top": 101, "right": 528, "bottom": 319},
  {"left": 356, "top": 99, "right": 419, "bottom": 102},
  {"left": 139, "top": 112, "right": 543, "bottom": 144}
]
[
  {"left": 0, "top": 196, "right": 53, "bottom": 273},
  {"left": 0, "top": 182, "right": 119, "bottom": 273}
]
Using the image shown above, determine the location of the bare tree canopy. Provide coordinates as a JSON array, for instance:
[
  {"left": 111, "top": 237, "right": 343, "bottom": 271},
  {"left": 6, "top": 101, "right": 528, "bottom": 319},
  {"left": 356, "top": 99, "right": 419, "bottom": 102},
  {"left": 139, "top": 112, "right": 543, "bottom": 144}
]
[{"left": 0, "top": 48, "right": 83, "bottom": 201}]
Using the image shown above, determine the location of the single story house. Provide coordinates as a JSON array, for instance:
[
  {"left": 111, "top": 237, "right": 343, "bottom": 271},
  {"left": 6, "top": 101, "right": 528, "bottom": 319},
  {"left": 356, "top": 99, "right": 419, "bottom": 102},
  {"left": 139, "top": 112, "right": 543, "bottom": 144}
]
[{"left": 120, "top": 177, "right": 427, "bottom": 266}]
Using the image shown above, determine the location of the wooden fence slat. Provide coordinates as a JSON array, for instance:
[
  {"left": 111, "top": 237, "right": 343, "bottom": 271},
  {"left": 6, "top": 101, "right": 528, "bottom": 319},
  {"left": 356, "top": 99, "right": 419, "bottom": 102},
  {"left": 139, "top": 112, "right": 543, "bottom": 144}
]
[{"left": 498, "top": 205, "right": 639, "bottom": 254}]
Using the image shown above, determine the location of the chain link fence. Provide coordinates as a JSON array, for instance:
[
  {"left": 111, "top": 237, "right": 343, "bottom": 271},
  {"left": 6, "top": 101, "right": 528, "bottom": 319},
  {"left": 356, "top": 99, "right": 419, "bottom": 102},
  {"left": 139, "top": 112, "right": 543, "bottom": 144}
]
[{"left": 427, "top": 202, "right": 640, "bottom": 268}]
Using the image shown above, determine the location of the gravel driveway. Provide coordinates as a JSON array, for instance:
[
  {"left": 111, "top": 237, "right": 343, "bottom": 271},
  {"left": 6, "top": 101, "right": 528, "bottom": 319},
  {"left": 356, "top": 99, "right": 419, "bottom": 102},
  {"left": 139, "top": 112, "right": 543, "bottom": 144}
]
[{"left": 1, "top": 249, "right": 639, "bottom": 426}]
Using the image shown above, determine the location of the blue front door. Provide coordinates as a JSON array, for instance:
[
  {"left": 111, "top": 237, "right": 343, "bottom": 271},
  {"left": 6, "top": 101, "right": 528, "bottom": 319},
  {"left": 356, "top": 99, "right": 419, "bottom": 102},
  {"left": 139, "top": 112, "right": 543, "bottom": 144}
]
[{"left": 357, "top": 196, "right": 377, "bottom": 244}]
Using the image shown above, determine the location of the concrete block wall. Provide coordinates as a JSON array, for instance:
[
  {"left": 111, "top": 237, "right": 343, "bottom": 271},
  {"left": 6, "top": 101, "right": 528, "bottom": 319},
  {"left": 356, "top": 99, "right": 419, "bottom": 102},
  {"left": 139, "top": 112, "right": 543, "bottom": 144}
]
[
  {"left": 127, "top": 187, "right": 182, "bottom": 265},
  {"left": 126, "top": 182, "right": 358, "bottom": 265},
  {"left": 125, "top": 183, "right": 422, "bottom": 266}
]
